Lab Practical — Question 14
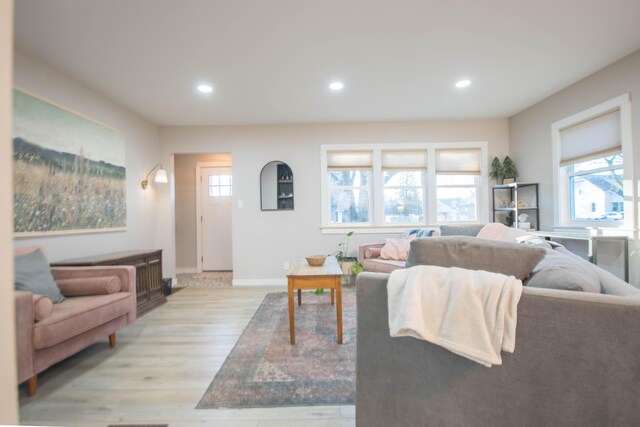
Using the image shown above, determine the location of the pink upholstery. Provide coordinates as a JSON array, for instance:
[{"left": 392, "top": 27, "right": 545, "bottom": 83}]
[
  {"left": 57, "top": 276, "right": 122, "bottom": 296},
  {"left": 15, "top": 291, "right": 35, "bottom": 384},
  {"left": 14, "top": 260, "right": 136, "bottom": 395},
  {"left": 32, "top": 294, "right": 53, "bottom": 322},
  {"left": 33, "top": 292, "right": 132, "bottom": 349},
  {"left": 359, "top": 243, "right": 406, "bottom": 273}
]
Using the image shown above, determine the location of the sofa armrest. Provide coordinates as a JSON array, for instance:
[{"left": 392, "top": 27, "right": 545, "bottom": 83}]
[
  {"left": 358, "top": 243, "right": 385, "bottom": 264},
  {"left": 51, "top": 266, "right": 137, "bottom": 323},
  {"left": 15, "top": 290, "right": 34, "bottom": 384},
  {"left": 356, "top": 273, "right": 640, "bottom": 426}
]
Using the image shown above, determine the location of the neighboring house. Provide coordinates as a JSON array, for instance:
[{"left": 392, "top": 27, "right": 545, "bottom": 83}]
[{"left": 573, "top": 175, "right": 624, "bottom": 220}]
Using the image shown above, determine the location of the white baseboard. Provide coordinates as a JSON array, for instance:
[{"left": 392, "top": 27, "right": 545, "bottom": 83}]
[
  {"left": 232, "top": 278, "right": 287, "bottom": 286},
  {"left": 176, "top": 268, "right": 198, "bottom": 274}
]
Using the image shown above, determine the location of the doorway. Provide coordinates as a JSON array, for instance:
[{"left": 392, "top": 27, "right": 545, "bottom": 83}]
[{"left": 198, "top": 166, "right": 233, "bottom": 271}]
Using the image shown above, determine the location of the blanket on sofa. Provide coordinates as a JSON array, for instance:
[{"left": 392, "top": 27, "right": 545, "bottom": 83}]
[{"left": 387, "top": 265, "right": 523, "bottom": 367}]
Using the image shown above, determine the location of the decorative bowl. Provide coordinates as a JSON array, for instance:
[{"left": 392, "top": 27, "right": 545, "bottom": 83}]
[{"left": 305, "top": 255, "right": 326, "bottom": 267}]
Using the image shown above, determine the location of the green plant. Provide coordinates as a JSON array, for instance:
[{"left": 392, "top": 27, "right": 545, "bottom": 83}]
[
  {"left": 332, "top": 231, "right": 354, "bottom": 263},
  {"left": 489, "top": 156, "right": 504, "bottom": 184},
  {"left": 351, "top": 262, "right": 363, "bottom": 275},
  {"left": 502, "top": 156, "right": 518, "bottom": 179},
  {"left": 316, "top": 231, "right": 356, "bottom": 295}
]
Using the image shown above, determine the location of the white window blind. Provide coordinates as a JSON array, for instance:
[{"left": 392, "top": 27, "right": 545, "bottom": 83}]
[
  {"left": 327, "top": 151, "right": 373, "bottom": 169},
  {"left": 435, "top": 149, "right": 481, "bottom": 175},
  {"left": 381, "top": 150, "right": 427, "bottom": 169},
  {"left": 560, "top": 110, "right": 621, "bottom": 166}
]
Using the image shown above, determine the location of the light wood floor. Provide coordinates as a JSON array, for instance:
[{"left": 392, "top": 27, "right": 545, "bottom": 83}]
[{"left": 19, "top": 286, "right": 356, "bottom": 427}]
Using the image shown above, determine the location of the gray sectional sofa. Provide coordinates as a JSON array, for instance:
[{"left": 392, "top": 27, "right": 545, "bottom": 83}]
[{"left": 356, "top": 236, "right": 640, "bottom": 426}]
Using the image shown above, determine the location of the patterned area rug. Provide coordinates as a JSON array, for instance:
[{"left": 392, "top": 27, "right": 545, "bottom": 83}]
[
  {"left": 196, "top": 291, "right": 356, "bottom": 408},
  {"left": 175, "top": 271, "right": 232, "bottom": 288}
]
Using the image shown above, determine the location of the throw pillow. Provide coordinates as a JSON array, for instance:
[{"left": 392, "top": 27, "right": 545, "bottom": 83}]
[
  {"left": 14, "top": 249, "right": 65, "bottom": 303},
  {"left": 56, "top": 276, "right": 122, "bottom": 296},
  {"left": 476, "top": 222, "right": 531, "bottom": 243},
  {"left": 439, "top": 225, "right": 484, "bottom": 237},
  {"left": 526, "top": 266, "right": 601, "bottom": 293},
  {"left": 405, "top": 236, "right": 546, "bottom": 280},
  {"left": 32, "top": 294, "right": 54, "bottom": 322},
  {"left": 380, "top": 235, "right": 416, "bottom": 261}
]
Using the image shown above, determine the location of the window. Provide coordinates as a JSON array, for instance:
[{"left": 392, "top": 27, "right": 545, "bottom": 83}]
[
  {"left": 209, "top": 174, "right": 232, "bottom": 197},
  {"left": 568, "top": 154, "right": 623, "bottom": 221},
  {"left": 435, "top": 149, "right": 481, "bottom": 223},
  {"left": 321, "top": 143, "right": 488, "bottom": 229},
  {"left": 327, "top": 151, "right": 372, "bottom": 224},
  {"left": 382, "top": 150, "right": 427, "bottom": 224},
  {"left": 552, "top": 94, "right": 633, "bottom": 228}
]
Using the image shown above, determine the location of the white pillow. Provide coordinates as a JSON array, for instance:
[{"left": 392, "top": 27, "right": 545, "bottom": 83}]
[
  {"left": 476, "top": 222, "right": 531, "bottom": 243},
  {"left": 380, "top": 235, "right": 415, "bottom": 261}
]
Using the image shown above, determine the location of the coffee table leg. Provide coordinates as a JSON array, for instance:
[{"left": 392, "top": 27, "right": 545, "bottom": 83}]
[
  {"left": 288, "top": 278, "right": 295, "bottom": 344},
  {"left": 298, "top": 289, "right": 301, "bottom": 306},
  {"left": 336, "top": 278, "right": 342, "bottom": 344}
]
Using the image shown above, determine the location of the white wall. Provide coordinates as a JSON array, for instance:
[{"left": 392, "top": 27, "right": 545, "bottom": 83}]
[
  {"left": 0, "top": 0, "right": 19, "bottom": 423},
  {"left": 160, "top": 119, "right": 509, "bottom": 283},
  {"left": 509, "top": 49, "right": 640, "bottom": 285},
  {"left": 12, "top": 48, "right": 163, "bottom": 262},
  {"left": 175, "top": 153, "right": 232, "bottom": 271}
]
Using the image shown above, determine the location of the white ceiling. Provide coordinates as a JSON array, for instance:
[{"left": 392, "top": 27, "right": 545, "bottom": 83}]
[{"left": 14, "top": 0, "right": 640, "bottom": 126}]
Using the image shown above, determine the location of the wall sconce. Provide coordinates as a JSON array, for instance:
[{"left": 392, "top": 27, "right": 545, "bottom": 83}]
[{"left": 141, "top": 163, "right": 168, "bottom": 189}]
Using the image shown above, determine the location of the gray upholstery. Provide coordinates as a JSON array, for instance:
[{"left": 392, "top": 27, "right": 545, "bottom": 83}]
[
  {"left": 439, "top": 224, "right": 483, "bottom": 236},
  {"left": 15, "top": 249, "right": 65, "bottom": 303},
  {"left": 526, "top": 247, "right": 601, "bottom": 293},
  {"left": 356, "top": 273, "right": 640, "bottom": 427},
  {"left": 405, "top": 237, "right": 546, "bottom": 280}
]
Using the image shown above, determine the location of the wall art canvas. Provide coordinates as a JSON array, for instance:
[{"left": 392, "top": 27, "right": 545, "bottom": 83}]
[{"left": 13, "top": 89, "right": 127, "bottom": 236}]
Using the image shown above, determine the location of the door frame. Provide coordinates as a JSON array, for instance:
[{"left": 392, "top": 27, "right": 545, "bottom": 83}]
[{"left": 195, "top": 161, "right": 232, "bottom": 273}]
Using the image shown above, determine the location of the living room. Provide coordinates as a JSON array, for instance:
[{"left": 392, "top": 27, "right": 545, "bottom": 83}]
[{"left": 2, "top": 1, "right": 640, "bottom": 425}]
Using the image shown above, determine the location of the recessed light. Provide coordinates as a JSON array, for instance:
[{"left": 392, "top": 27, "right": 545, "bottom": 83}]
[
  {"left": 455, "top": 79, "right": 471, "bottom": 88},
  {"left": 197, "top": 84, "right": 213, "bottom": 94},
  {"left": 329, "top": 82, "right": 344, "bottom": 91}
]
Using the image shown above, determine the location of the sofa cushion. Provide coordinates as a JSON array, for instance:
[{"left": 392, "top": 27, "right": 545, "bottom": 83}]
[
  {"left": 361, "top": 259, "right": 405, "bottom": 273},
  {"left": 32, "top": 294, "right": 53, "bottom": 322},
  {"left": 33, "top": 292, "right": 132, "bottom": 349},
  {"left": 405, "top": 236, "right": 546, "bottom": 280},
  {"left": 57, "top": 276, "right": 122, "bottom": 296},
  {"left": 380, "top": 236, "right": 415, "bottom": 261},
  {"left": 15, "top": 249, "right": 65, "bottom": 303},
  {"left": 439, "top": 225, "right": 483, "bottom": 237},
  {"left": 525, "top": 247, "right": 601, "bottom": 293}
]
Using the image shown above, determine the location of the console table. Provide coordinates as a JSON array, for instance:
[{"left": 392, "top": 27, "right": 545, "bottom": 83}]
[{"left": 51, "top": 250, "right": 166, "bottom": 317}]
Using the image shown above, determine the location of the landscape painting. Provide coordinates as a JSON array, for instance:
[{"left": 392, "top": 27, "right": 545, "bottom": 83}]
[{"left": 13, "top": 89, "right": 127, "bottom": 236}]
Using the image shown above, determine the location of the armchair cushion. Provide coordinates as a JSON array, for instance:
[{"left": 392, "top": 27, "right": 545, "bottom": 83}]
[
  {"left": 32, "top": 294, "right": 53, "bottom": 322},
  {"left": 56, "top": 276, "right": 122, "bottom": 296},
  {"left": 15, "top": 249, "right": 65, "bottom": 303}
]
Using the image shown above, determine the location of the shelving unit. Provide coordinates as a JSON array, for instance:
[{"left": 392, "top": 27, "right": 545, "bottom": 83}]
[
  {"left": 492, "top": 182, "right": 539, "bottom": 230},
  {"left": 277, "top": 163, "right": 294, "bottom": 210}
]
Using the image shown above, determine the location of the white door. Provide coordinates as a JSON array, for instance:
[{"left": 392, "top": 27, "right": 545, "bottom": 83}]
[{"left": 201, "top": 167, "right": 233, "bottom": 271}]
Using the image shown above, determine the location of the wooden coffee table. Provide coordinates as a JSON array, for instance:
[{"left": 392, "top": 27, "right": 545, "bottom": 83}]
[{"left": 287, "top": 256, "right": 343, "bottom": 344}]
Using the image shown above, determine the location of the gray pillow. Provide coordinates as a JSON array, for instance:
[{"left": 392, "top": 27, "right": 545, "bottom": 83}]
[
  {"left": 525, "top": 247, "right": 601, "bottom": 293},
  {"left": 439, "top": 225, "right": 483, "bottom": 237},
  {"left": 405, "top": 236, "right": 546, "bottom": 280},
  {"left": 526, "top": 266, "right": 601, "bottom": 293},
  {"left": 14, "top": 249, "right": 65, "bottom": 303}
]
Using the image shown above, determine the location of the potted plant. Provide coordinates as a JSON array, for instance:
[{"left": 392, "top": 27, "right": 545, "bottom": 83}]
[
  {"left": 489, "top": 156, "right": 504, "bottom": 184},
  {"left": 502, "top": 156, "right": 518, "bottom": 182}
]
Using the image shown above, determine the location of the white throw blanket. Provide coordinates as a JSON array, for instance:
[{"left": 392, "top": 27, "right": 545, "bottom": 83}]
[{"left": 388, "top": 265, "right": 523, "bottom": 367}]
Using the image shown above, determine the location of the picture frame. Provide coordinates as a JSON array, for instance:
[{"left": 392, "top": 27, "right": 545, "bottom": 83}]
[{"left": 13, "top": 88, "right": 127, "bottom": 237}]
